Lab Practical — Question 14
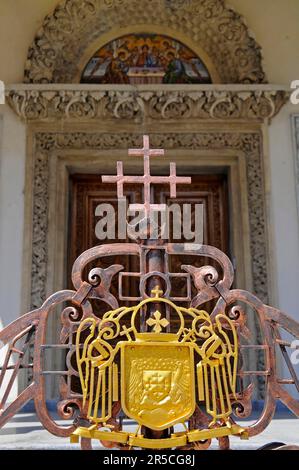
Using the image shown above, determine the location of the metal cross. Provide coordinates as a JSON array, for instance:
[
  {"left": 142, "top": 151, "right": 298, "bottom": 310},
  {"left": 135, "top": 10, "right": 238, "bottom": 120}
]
[
  {"left": 102, "top": 135, "right": 191, "bottom": 216},
  {"left": 151, "top": 285, "right": 164, "bottom": 298},
  {"left": 146, "top": 310, "right": 169, "bottom": 333}
]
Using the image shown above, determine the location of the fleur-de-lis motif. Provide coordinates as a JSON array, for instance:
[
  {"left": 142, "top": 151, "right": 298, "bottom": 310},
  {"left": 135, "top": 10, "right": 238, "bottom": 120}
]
[{"left": 146, "top": 310, "right": 169, "bottom": 333}]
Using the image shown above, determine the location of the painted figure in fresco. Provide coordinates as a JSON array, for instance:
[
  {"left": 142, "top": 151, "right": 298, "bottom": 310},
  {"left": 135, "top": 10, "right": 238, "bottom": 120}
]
[
  {"left": 163, "top": 51, "right": 209, "bottom": 83},
  {"left": 163, "top": 51, "right": 190, "bottom": 83},
  {"left": 136, "top": 44, "right": 151, "bottom": 67},
  {"left": 130, "top": 47, "right": 139, "bottom": 67},
  {"left": 107, "top": 51, "right": 129, "bottom": 83},
  {"left": 146, "top": 46, "right": 161, "bottom": 67}
]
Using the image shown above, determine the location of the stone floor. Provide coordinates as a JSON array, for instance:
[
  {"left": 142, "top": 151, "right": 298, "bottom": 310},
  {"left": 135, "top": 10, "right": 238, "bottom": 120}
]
[{"left": 0, "top": 412, "right": 298, "bottom": 450}]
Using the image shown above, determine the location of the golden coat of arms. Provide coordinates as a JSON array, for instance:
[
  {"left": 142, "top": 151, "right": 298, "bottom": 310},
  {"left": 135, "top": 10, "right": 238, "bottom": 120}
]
[{"left": 121, "top": 342, "right": 195, "bottom": 430}]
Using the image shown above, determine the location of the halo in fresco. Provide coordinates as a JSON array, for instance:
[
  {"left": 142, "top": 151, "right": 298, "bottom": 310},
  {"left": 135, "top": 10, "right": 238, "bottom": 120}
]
[{"left": 81, "top": 34, "right": 212, "bottom": 84}]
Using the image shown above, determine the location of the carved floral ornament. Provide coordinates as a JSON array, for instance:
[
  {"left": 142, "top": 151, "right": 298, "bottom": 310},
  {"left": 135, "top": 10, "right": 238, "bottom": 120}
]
[
  {"left": 5, "top": 87, "right": 288, "bottom": 121},
  {"left": 23, "top": 0, "right": 266, "bottom": 84}
]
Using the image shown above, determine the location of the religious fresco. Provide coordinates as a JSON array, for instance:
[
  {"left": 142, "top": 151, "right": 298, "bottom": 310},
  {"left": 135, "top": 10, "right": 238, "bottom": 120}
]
[{"left": 81, "top": 34, "right": 212, "bottom": 84}]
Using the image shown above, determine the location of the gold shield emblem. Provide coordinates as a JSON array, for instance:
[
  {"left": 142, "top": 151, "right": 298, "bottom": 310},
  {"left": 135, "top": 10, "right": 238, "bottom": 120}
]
[{"left": 121, "top": 342, "right": 195, "bottom": 430}]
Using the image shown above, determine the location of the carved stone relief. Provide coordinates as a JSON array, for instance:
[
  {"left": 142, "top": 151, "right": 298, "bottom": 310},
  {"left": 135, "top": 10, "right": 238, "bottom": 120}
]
[
  {"left": 6, "top": 88, "right": 287, "bottom": 122},
  {"left": 24, "top": 0, "right": 266, "bottom": 84}
]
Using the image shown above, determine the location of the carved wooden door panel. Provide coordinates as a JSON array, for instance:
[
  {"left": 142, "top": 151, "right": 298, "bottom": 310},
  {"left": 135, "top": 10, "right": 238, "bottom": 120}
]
[
  {"left": 69, "top": 174, "right": 142, "bottom": 272},
  {"left": 68, "top": 173, "right": 229, "bottom": 306},
  {"left": 157, "top": 174, "right": 228, "bottom": 250}
]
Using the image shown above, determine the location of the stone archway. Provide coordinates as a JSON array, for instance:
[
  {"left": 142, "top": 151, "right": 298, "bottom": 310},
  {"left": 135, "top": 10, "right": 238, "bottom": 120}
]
[{"left": 24, "top": 0, "right": 266, "bottom": 84}]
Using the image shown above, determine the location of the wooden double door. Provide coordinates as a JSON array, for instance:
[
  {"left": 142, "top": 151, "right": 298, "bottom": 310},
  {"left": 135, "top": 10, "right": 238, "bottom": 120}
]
[
  {"left": 68, "top": 174, "right": 230, "bottom": 315},
  {"left": 66, "top": 172, "right": 229, "bottom": 394},
  {"left": 68, "top": 173, "right": 229, "bottom": 289}
]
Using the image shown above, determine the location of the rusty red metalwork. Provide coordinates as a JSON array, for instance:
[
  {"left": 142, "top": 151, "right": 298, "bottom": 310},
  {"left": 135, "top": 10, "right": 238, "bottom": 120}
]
[{"left": 1, "top": 135, "right": 299, "bottom": 450}]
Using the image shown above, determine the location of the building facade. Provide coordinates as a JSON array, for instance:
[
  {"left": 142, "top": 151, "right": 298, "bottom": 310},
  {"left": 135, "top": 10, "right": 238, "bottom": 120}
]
[{"left": 0, "top": 0, "right": 299, "bottom": 397}]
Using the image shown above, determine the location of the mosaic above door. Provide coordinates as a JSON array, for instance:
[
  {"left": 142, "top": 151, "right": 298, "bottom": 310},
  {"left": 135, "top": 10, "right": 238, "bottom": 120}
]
[{"left": 81, "top": 34, "right": 212, "bottom": 84}]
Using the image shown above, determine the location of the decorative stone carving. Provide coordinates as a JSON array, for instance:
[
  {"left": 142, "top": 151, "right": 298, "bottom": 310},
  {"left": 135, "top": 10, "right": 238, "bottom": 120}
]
[
  {"left": 23, "top": 0, "right": 266, "bottom": 84},
  {"left": 30, "top": 151, "right": 49, "bottom": 309},
  {"left": 6, "top": 87, "right": 288, "bottom": 122}
]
